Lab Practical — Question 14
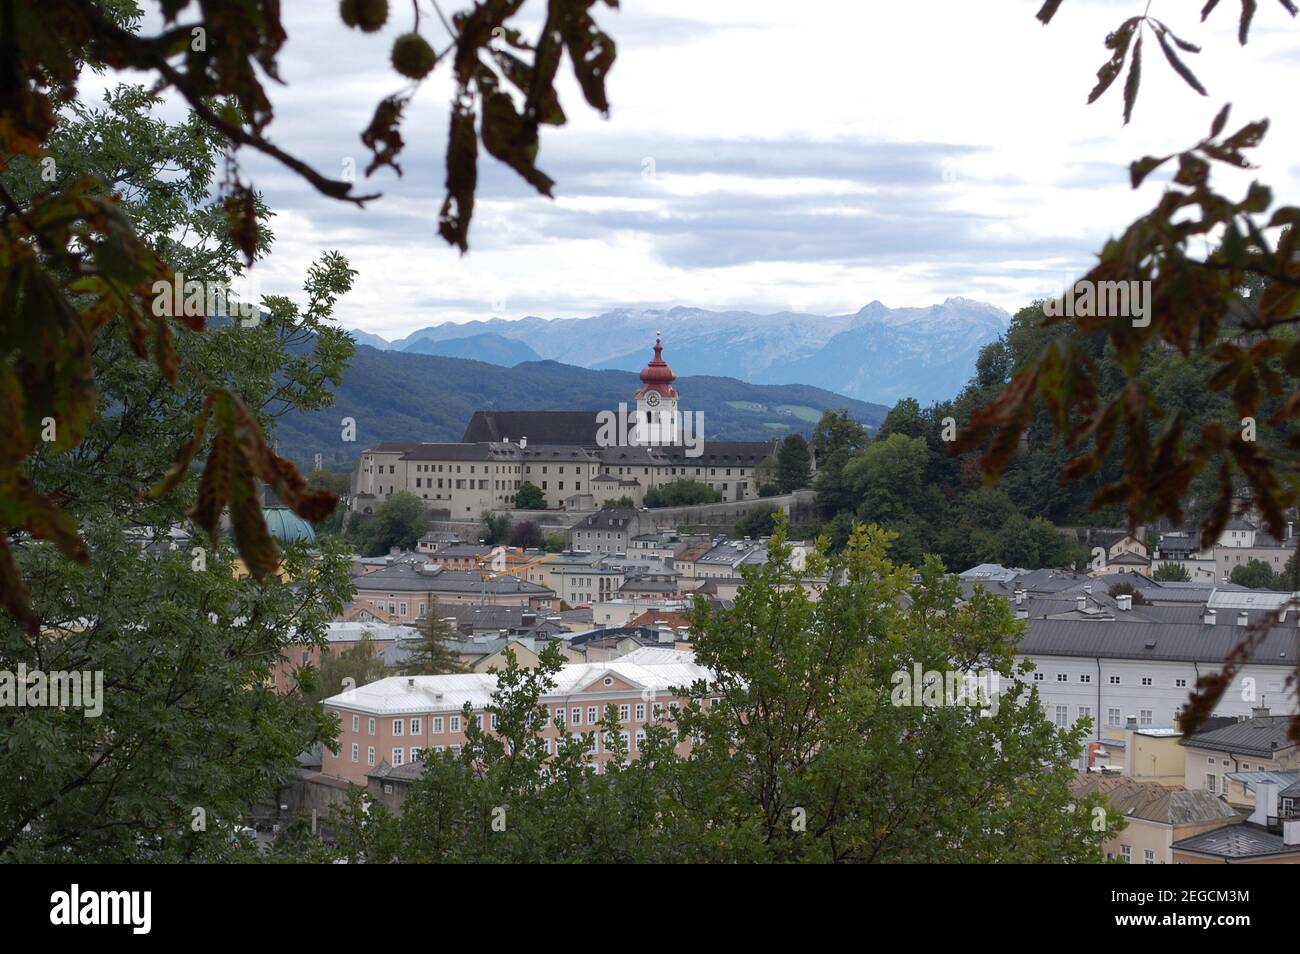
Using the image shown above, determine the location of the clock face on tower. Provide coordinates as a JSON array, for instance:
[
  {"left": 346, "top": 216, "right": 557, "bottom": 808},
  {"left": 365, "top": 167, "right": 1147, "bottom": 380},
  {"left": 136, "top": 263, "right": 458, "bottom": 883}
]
[{"left": 645, "top": 392, "right": 661, "bottom": 407}]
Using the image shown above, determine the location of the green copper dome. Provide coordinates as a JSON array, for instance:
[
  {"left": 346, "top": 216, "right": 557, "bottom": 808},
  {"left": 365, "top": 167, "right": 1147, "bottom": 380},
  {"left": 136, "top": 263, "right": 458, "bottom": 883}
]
[{"left": 262, "top": 507, "right": 317, "bottom": 546}]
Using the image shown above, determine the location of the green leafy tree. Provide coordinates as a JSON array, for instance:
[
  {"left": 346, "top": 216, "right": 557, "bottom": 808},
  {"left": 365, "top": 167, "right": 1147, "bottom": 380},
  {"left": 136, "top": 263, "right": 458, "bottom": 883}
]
[
  {"left": 0, "top": 83, "right": 356, "bottom": 861},
  {"left": 329, "top": 521, "right": 1119, "bottom": 863},
  {"left": 481, "top": 511, "right": 512, "bottom": 546},
  {"left": 514, "top": 482, "right": 545, "bottom": 510},
  {"left": 1153, "top": 562, "right": 1192, "bottom": 582},
  {"left": 1230, "top": 559, "right": 1279, "bottom": 590},
  {"left": 775, "top": 433, "right": 812, "bottom": 493},
  {"left": 400, "top": 601, "right": 468, "bottom": 675},
  {"left": 543, "top": 533, "right": 566, "bottom": 553},
  {"left": 362, "top": 492, "right": 429, "bottom": 556},
  {"left": 305, "top": 635, "right": 389, "bottom": 705},
  {"left": 734, "top": 505, "right": 780, "bottom": 539},
  {"left": 601, "top": 495, "right": 635, "bottom": 509},
  {"left": 644, "top": 480, "right": 721, "bottom": 508}
]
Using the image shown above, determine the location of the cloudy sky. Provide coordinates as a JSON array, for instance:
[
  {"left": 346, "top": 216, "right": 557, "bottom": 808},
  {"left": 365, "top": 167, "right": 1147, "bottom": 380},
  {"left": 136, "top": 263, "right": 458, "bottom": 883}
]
[{"left": 132, "top": 1, "right": 1300, "bottom": 338}]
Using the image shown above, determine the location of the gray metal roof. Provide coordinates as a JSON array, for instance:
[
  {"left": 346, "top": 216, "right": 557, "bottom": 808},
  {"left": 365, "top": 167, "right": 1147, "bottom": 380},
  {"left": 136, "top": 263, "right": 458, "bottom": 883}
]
[
  {"left": 1016, "top": 617, "right": 1299, "bottom": 666},
  {"left": 1172, "top": 823, "right": 1299, "bottom": 859},
  {"left": 1184, "top": 716, "right": 1298, "bottom": 757}
]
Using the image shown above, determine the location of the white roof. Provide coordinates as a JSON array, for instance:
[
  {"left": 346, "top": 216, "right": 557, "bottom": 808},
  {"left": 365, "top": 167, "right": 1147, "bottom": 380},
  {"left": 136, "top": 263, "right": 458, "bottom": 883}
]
[
  {"left": 324, "top": 621, "right": 416, "bottom": 643},
  {"left": 322, "top": 648, "right": 712, "bottom": 716},
  {"left": 1207, "top": 589, "right": 1300, "bottom": 610}
]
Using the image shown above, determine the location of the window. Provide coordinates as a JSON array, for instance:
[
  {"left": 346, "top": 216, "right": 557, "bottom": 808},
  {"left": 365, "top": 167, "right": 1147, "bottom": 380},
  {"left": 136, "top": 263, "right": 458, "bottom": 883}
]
[
  {"left": 410, "top": 718, "right": 421, "bottom": 735},
  {"left": 554, "top": 707, "right": 565, "bottom": 727},
  {"left": 352, "top": 715, "right": 360, "bottom": 732},
  {"left": 351, "top": 743, "right": 359, "bottom": 763},
  {"left": 393, "top": 719, "right": 404, "bottom": 737},
  {"left": 367, "top": 746, "right": 375, "bottom": 766},
  {"left": 1120, "top": 845, "right": 1131, "bottom": 863},
  {"left": 1141, "top": 677, "right": 1153, "bottom": 687},
  {"left": 1206, "top": 774, "right": 1217, "bottom": 793},
  {"left": 1175, "top": 678, "right": 1187, "bottom": 688},
  {"left": 635, "top": 703, "right": 645, "bottom": 720},
  {"left": 491, "top": 713, "right": 499, "bottom": 729},
  {"left": 1079, "top": 706, "right": 1092, "bottom": 724},
  {"left": 368, "top": 718, "right": 376, "bottom": 736},
  {"left": 587, "top": 705, "right": 598, "bottom": 724},
  {"left": 450, "top": 716, "right": 461, "bottom": 732},
  {"left": 392, "top": 748, "right": 404, "bottom": 767},
  {"left": 1032, "top": 672, "right": 1044, "bottom": 682},
  {"left": 572, "top": 707, "right": 582, "bottom": 726},
  {"left": 619, "top": 704, "right": 630, "bottom": 721},
  {"left": 1056, "top": 673, "right": 1068, "bottom": 683},
  {"left": 433, "top": 716, "right": 444, "bottom": 733},
  {"left": 1108, "top": 708, "right": 1121, "bottom": 727},
  {"left": 1054, "top": 705, "right": 1069, "bottom": 727},
  {"left": 1079, "top": 674, "right": 1091, "bottom": 683},
  {"left": 1139, "top": 709, "right": 1153, "bottom": 727},
  {"left": 1109, "top": 675, "right": 1121, "bottom": 685},
  {"left": 635, "top": 729, "right": 646, "bottom": 751},
  {"left": 475, "top": 714, "right": 484, "bottom": 730},
  {"left": 399, "top": 602, "right": 407, "bottom": 617},
  {"left": 410, "top": 747, "right": 420, "bottom": 763},
  {"left": 1207, "top": 757, "right": 1215, "bottom": 765},
  {"left": 1143, "top": 849, "right": 1154, "bottom": 864}
]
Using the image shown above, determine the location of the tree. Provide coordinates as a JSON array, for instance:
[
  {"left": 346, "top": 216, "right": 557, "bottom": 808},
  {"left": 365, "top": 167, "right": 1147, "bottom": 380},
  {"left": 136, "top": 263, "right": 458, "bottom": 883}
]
[
  {"left": 514, "top": 482, "right": 545, "bottom": 510},
  {"left": 328, "top": 522, "right": 1120, "bottom": 862},
  {"left": 735, "top": 506, "right": 780, "bottom": 540},
  {"left": 510, "top": 520, "right": 544, "bottom": 550},
  {"left": 775, "top": 434, "right": 812, "bottom": 493},
  {"left": 1153, "top": 562, "right": 1192, "bottom": 582},
  {"left": 644, "top": 480, "right": 721, "bottom": 508},
  {"left": 481, "top": 511, "right": 512, "bottom": 546},
  {"left": 362, "top": 492, "right": 430, "bottom": 556},
  {"left": 0, "top": 85, "right": 356, "bottom": 861},
  {"left": 954, "top": 2, "right": 1300, "bottom": 735},
  {"left": 1107, "top": 581, "right": 1149, "bottom": 606},
  {"left": 400, "top": 602, "right": 468, "bottom": 675},
  {"left": 543, "top": 534, "right": 567, "bottom": 553},
  {"left": 305, "top": 635, "right": 388, "bottom": 705},
  {"left": 1230, "top": 559, "right": 1279, "bottom": 590},
  {"left": 601, "top": 496, "right": 635, "bottom": 509}
]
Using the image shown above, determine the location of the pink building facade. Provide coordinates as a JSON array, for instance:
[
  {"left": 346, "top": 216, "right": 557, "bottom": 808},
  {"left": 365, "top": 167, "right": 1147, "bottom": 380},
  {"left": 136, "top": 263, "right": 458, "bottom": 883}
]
[{"left": 320, "top": 648, "right": 710, "bottom": 785}]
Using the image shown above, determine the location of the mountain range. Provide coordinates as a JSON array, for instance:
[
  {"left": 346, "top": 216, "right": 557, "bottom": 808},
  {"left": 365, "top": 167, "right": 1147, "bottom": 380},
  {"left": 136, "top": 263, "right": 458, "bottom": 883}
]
[
  {"left": 351, "top": 298, "right": 1010, "bottom": 406},
  {"left": 275, "top": 348, "right": 889, "bottom": 470}
]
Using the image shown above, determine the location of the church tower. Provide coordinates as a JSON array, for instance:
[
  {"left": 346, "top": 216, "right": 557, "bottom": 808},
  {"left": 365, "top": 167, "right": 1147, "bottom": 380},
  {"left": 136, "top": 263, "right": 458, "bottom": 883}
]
[{"left": 635, "top": 332, "right": 679, "bottom": 445}]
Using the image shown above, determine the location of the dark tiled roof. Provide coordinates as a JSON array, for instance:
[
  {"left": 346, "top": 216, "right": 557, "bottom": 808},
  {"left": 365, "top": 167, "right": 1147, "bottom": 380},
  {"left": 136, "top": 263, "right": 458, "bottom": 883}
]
[
  {"left": 1172, "top": 823, "right": 1300, "bottom": 859},
  {"left": 368, "top": 441, "right": 422, "bottom": 453},
  {"left": 1184, "top": 716, "right": 1298, "bottom": 757},
  {"left": 354, "top": 563, "right": 551, "bottom": 595},
  {"left": 401, "top": 442, "right": 517, "bottom": 461},
  {"left": 1016, "top": 618, "right": 1298, "bottom": 666},
  {"left": 1070, "top": 775, "right": 1241, "bottom": 825},
  {"left": 462, "top": 411, "right": 600, "bottom": 445},
  {"left": 575, "top": 509, "right": 639, "bottom": 530}
]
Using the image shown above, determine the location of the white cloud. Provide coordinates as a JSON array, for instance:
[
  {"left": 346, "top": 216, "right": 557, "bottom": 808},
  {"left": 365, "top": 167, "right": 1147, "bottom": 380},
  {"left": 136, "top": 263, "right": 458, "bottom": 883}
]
[{"left": 176, "top": 0, "right": 1299, "bottom": 337}]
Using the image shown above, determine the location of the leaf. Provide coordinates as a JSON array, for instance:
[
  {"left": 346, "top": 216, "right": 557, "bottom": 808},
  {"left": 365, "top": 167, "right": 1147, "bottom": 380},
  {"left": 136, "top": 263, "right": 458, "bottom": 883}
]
[
  {"left": 1210, "top": 102, "right": 1232, "bottom": 137},
  {"left": 1122, "top": 32, "right": 1143, "bottom": 125},
  {"left": 562, "top": 3, "right": 617, "bottom": 116},
  {"left": 1130, "top": 154, "right": 1171, "bottom": 188},
  {"left": 1036, "top": 0, "right": 1065, "bottom": 24},
  {"left": 481, "top": 90, "right": 555, "bottom": 196},
  {"left": 224, "top": 185, "right": 260, "bottom": 267},
  {"left": 361, "top": 95, "right": 408, "bottom": 177},
  {"left": 1087, "top": 18, "right": 1139, "bottom": 106},
  {"left": 1152, "top": 25, "right": 1207, "bottom": 96},
  {"left": 438, "top": 104, "right": 479, "bottom": 253},
  {"left": 1238, "top": 0, "right": 1258, "bottom": 43}
]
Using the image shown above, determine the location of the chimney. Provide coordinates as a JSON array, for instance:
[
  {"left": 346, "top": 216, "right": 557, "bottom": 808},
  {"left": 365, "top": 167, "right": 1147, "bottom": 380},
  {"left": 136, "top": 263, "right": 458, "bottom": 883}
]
[
  {"left": 1252, "top": 706, "right": 1271, "bottom": 719},
  {"left": 1289, "top": 521, "right": 1294, "bottom": 541},
  {"left": 521, "top": 612, "right": 538, "bottom": 627},
  {"left": 519, "top": 436, "right": 527, "bottom": 449},
  {"left": 1250, "top": 782, "right": 1279, "bottom": 826},
  {"left": 1125, "top": 715, "right": 1138, "bottom": 730},
  {"left": 1014, "top": 589, "right": 1025, "bottom": 606},
  {"left": 1203, "top": 608, "right": 1217, "bottom": 625},
  {"left": 407, "top": 678, "right": 415, "bottom": 687},
  {"left": 1083, "top": 584, "right": 1093, "bottom": 594},
  {"left": 1076, "top": 595, "right": 1087, "bottom": 612},
  {"left": 1116, "top": 594, "right": 1132, "bottom": 612},
  {"left": 1237, "top": 611, "right": 1249, "bottom": 627}
]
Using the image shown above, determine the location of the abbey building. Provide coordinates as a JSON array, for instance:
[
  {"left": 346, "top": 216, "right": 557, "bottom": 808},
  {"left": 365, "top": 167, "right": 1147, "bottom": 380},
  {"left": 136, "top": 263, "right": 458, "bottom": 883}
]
[{"left": 350, "top": 336, "right": 779, "bottom": 515}]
